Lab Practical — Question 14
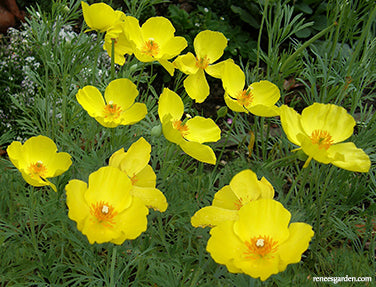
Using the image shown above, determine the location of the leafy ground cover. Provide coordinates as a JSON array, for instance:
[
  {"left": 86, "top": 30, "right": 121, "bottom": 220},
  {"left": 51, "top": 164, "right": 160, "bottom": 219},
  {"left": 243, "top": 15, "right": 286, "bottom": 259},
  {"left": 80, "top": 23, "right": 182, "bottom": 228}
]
[{"left": 0, "top": 0, "right": 375, "bottom": 286}]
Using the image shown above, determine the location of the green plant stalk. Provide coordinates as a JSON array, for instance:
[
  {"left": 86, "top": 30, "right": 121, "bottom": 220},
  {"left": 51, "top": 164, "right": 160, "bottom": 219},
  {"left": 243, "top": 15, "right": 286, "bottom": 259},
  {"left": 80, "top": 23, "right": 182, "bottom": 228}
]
[
  {"left": 109, "top": 245, "right": 117, "bottom": 287},
  {"left": 283, "top": 161, "right": 310, "bottom": 205},
  {"left": 111, "top": 39, "right": 115, "bottom": 81},
  {"left": 256, "top": 0, "right": 269, "bottom": 71},
  {"left": 280, "top": 22, "right": 337, "bottom": 73},
  {"left": 92, "top": 32, "right": 103, "bottom": 83}
]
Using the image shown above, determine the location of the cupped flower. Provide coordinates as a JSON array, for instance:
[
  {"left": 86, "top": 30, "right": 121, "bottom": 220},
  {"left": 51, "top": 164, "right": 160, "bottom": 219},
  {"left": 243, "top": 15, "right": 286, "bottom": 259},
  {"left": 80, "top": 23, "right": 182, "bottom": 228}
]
[
  {"left": 173, "top": 30, "right": 228, "bottom": 103},
  {"left": 76, "top": 78, "right": 147, "bottom": 128},
  {"left": 65, "top": 166, "right": 149, "bottom": 245},
  {"left": 109, "top": 137, "right": 168, "bottom": 212},
  {"left": 126, "top": 16, "right": 187, "bottom": 76},
  {"left": 158, "top": 88, "right": 221, "bottom": 164},
  {"left": 206, "top": 199, "right": 314, "bottom": 281},
  {"left": 280, "top": 103, "right": 371, "bottom": 172},
  {"left": 7, "top": 135, "right": 72, "bottom": 192},
  {"left": 81, "top": 1, "right": 123, "bottom": 33},
  {"left": 191, "top": 169, "right": 274, "bottom": 228},
  {"left": 103, "top": 16, "right": 136, "bottom": 65},
  {"left": 222, "top": 61, "right": 280, "bottom": 116}
]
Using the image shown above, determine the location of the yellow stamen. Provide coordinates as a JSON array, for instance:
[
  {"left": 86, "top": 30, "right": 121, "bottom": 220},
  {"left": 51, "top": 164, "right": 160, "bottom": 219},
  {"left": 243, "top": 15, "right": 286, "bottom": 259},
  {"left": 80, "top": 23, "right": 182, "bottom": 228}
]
[
  {"left": 28, "top": 160, "right": 47, "bottom": 179},
  {"left": 173, "top": 120, "right": 189, "bottom": 137},
  {"left": 90, "top": 201, "right": 118, "bottom": 228},
  {"left": 310, "top": 129, "right": 333, "bottom": 150},
  {"left": 141, "top": 39, "right": 160, "bottom": 57},
  {"left": 195, "top": 56, "right": 210, "bottom": 69},
  {"left": 103, "top": 101, "right": 122, "bottom": 120},
  {"left": 244, "top": 235, "right": 278, "bottom": 260},
  {"left": 237, "top": 89, "right": 253, "bottom": 107}
]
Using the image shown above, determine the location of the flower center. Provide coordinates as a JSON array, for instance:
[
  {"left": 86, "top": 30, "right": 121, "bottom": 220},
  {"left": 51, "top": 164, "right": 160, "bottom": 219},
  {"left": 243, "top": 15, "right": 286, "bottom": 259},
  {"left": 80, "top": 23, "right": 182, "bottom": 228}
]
[
  {"left": 173, "top": 120, "right": 189, "bottom": 137},
  {"left": 28, "top": 160, "right": 47, "bottom": 179},
  {"left": 310, "top": 129, "right": 333, "bottom": 150},
  {"left": 103, "top": 101, "right": 122, "bottom": 120},
  {"left": 244, "top": 235, "right": 278, "bottom": 260},
  {"left": 237, "top": 89, "right": 253, "bottom": 107},
  {"left": 130, "top": 174, "right": 138, "bottom": 185},
  {"left": 141, "top": 38, "right": 160, "bottom": 57},
  {"left": 90, "top": 201, "right": 118, "bottom": 228},
  {"left": 195, "top": 56, "right": 210, "bottom": 69}
]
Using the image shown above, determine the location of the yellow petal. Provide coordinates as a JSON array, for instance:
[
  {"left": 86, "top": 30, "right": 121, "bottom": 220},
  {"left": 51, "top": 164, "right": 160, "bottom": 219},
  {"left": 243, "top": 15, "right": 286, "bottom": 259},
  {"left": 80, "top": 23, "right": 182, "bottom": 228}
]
[
  {"left": 260, "top": 177, "right": 275, "bottom": 199},
  {"left": 194, "top": 30, "right": 227, "bottom": 64},
  {"left": 84, "top": 166, "right": 133, "bottom": 214},
  {"left": 158, "top": 59, "right": 175, "bottom": 76},
  {"left": 103, "top": 23, "right": 134, "bottom": 65},
  {"left": 300, "top": 103, "right": 356, "bottom": 143},
  {"left": 105, "top": 78, "right": 138, "bottom": 111},
  {"left": 113, "top": 196, "right": 149, "bottom": 242},
  {"left": 329, "top": 142, "right": 371, "bottom": 172},
  {"left": 121, "top": 103, "right": 147, "bottom": 125},
  {"left": 207, "top": 220, "right": 244, "bottom": 270},
  {"left": 118, "top": 137, "right": 151, "bottom": 176},
  {"left": 131, "top": 186, "right": 168, "bottom": 212},
  {"left": 173, "top": 53, "right": 199, "bottom": 75},
  {"left": 247, "top": 104, "right": 280, "bottom": 117},
  {"left": 249, "top": 80, "right": 280, "bottom": 106},
  {"left": 179, "top": 141, "right": 216, "bottom": 164},
  {"left": 76, "top": 85, "right": 105, "bottom": 117},
  {"left": 65, "top": 179, "right": 90, "bottom": 231},
  {"left": 212, "top": 185, "right": 240, "bottom": 210},
  {"left": 205, "top": 59, "right": 233, "bottom": 79},
  {"left": 233, "top": 199, "right": 290, "bottom": 244},
  {"left": 80, "top": 214, "right": 122, "bottom": 244},
  {"left": 191, "top": 206, "right": 238, "bottom": 228},
  {"left": 81, "top": 1, "right": 120, "bottom": 33},
  {"left": 160, "top": 36, "right": 187, "bottom": 59},
  {"left": 229, "top": 169, "right": 263, "bottom": 206},
  {"left": 184, "top": 117, "right": 221, "bottom": 143},
  {"left": 158, "top": 88, "right": 184, "bottom": 123},
  {"left": 124, "top": 16, "right": 143, "bottom": 47},
  {"left": 108, "top": 148, "right": 126, "bottom": 170},
  {"left": 184, "top": 70, "right": 209, "bottom": 103},
  {"left": 133, "top": 165, "right": 156, "bottom": 188},
  {"left": 279, "top": 105, "right": 305, "bottom": 146},
  {"left": 221, "top": 61, "right": 245, "bottom": 96},
  {"left": 141, "top": 17, "right": 176, "bottom": 48},
  {"left": 278, "top": 222, "right": 314, "bottom": 271},
  {"left": 162, "top": 119, "right": 185, "bottom": 145}
]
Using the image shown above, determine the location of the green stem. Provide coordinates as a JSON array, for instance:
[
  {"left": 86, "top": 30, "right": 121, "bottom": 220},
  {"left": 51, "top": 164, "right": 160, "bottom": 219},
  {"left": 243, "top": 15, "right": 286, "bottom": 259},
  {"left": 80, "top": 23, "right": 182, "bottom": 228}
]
[
  {"left": 212, "top": 113, "right": 238, "bottom": 176},
  {"left": 256, "top": 0, "right": 269, "bottom": 71},
  {"left": 109, "top": 245, "right": 117, "bottom": 287},
  {"left": 111, "top": 39, "right": 115, "bottom": 81},
  {"left": 92, "top": 32, "right": 103, "bottom": 83},
  {"left": 283, "top": 163, "right": 309, "bottom": 205},
  {"left": 280, "top": 21, "right": 337, "bottom": 73}
]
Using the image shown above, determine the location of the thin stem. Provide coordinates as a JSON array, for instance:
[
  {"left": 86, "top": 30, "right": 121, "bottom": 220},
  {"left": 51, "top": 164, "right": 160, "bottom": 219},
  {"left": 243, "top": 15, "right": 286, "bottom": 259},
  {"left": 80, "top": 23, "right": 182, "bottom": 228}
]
[
  {"left": 110, "top": 38, "right": 116, "bottom": 81},
  {"left": 283, "top": 163, "right": 309, "bottom": 205},
  {"left": 256, "top": 0, "right": 269, "bottom": 71},
  {"left": 109, "top": 245, "right": 117, "bottom": 287}
]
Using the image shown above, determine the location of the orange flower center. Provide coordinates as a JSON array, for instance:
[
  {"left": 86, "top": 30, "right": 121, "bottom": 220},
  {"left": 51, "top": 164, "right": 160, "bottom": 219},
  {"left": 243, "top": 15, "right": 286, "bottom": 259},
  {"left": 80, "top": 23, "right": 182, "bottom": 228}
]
[
  {"left": 173, "top": 120, "right": 189, "bottom": 137},
  {"left": 244, "top": 235, "right": 278, "bottom": 260},
  {"left": 195, "top": 56, "right": 210, "bottom": 69},
  {"left": 104, "top": 101, "right": 122, "bottom": 120},
  {"left": 141, "top": 39, "right": 160, "bottom": 57},
  {"left": 130, "top": 174, "right": 138, "bottom": 185},
  {"left": 237, "top": 89, "right": 253, "bottom": 107},
  {"left": 90, "top": 201, "right": 118, "bottom": 228},
  {"left": 28, "top": 160, "right": 47, "bottom": 179},
  {"left": 310, "top": 129, "right": 333, "bottom": 150}
]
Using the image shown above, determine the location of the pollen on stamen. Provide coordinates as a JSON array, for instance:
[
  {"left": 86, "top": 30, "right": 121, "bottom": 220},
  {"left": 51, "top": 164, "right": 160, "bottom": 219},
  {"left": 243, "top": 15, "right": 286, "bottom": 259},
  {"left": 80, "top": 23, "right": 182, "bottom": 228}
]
[
  {"left": 141, "top": 38, "right": 160, "bottom": 58},
  {"left": 195, "top": 56, "right": 210, "bottom": 69},
  {"left": 237, "top": 89, "right": 254, "bottom": 107},
  {"left": 90, "top": 201, "right": 118, "bottom": 228},
  {"left": 28, "top": 160, "right": 47, "bottom": 179},
  {"left": 310, "top": 129, "right": 333, "bottom": 150},
  {"left": 173, "top": 120, "right": 189, "bottom": 137},
  {"left": 244, "top": 235, "right": 278, "bottom": 260},
  {"left": 103, "top": 102, "right": 122, "bottom": 120}
]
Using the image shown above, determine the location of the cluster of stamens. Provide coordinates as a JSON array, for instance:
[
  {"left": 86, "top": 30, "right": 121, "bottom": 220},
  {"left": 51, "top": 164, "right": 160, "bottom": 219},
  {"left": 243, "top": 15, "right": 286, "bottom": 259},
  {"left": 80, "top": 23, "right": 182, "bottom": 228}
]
[
  {"left": 195, "top": 56, "right": 210, "bottom": 69},
  {"left": 141, "top": 39, "right": 160, "bottom": 57},
  {"left": 173, "top": 120, "right": 189, "bottom": 137},
  {"left": 310, "top": 129, "right": 333, "bottom": 150},
  {"left": 103, "top": 101, "right": 122, "bottom": 120},
  {"left": 28, "top": 160, "right": 47, "bottom": 179},
  {"left": 236, "top": 89, "right": 254, "bottom": 107},
  {"left": 90, "top": 201, "right": 118, "bottom": 228},
  {"left": 244, "top": 235, "right": 278, "bottom": 260}
]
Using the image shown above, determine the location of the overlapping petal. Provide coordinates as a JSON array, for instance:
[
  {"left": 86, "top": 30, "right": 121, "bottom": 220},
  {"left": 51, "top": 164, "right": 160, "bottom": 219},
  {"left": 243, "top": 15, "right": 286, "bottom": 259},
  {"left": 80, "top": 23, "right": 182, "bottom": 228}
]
[
  {"left": 184, "top": 117, "right": 221, "bottom": 143},
  {"left": 194, "top": 30, "right": 227, "bottom": 64},
  {"left": 183, "top": 70, "right": 210, "bottom": 103}
]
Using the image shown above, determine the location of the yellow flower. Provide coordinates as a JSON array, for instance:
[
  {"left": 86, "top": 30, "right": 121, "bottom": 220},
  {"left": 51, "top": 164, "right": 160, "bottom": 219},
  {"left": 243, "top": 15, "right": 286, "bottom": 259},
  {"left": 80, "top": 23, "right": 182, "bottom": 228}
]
[
  {"left": 280, "top": 103, "right": 371, "bottom": 172},
  {"left": 6, "top": 135, "right": 72, "bottom": 192},
  {"left": 126, "top": 16, "right": 187, "bottom": 76},
  {"left": 81, "top": 1, "right": 123, "bottom": 33},
  {"left": 76, "top": 78, "right": 147, "bottom": 128},
  {"left": 222, "top": 61, "right": 280, "bottom": 116},
  {"left": 65, "top": 166, "right": 149, "bottom": 245},
  {"left": 206, "top": 199, "right": 314, "bottom": 281},
  {"left": 191, "top": 169, "right": 274, "bottom": 228},
  {"left": 158, "top": 88, "right": 221, "bottom": 164},
  {"left": 109, "top": 137, "right": 168, "bottom": 212},
  {"left": 174, "top": 30, "right": 228, "bottom": 103},
  {"left": 103, "top": 16, "right": 136, "bottom": 65}
]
